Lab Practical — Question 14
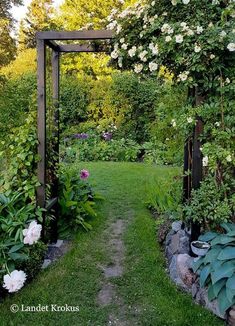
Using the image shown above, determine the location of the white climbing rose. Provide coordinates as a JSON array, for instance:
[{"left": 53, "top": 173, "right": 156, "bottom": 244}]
[
  {"left": 171, "top": 119, "right": 177, "bottom": 127},
  {"left": 134, "top": 63, "right": 143, "bottom": 73},
  {"left": 171, "top": 0, "right": 177, "bottom": 5},
  {"left": 196, "top": 26, "right": 203, "bottom": 34},
  {"left": 175, "top": 34, "right": 184, "bottom": 43},
  {"left": 178, "top": 71, "right": 189, "bottom": 81},
  {"left": 23, "top": 220, "right": 42, "bottom": 245},
  {"left": 187, "top": 117, "right": 193, "bottom": 123},
  {"left": 226, "top": 155, "right": 232, "bottom": 162},
  {"left": 139, "top": 50, "right": 148, "bottom": 62},
  {"left": 111, "top": 49, "right": 119, "bottom": 59},
  {"left": 227, "top": 43, "right": 235, "bottom": 52},
  {"left": 182, "top": 0, "right": 190, "bottom": 4},
  {"left": 3, "top": 270, "right": 27, "bottom": 293},
  {"left": 203, "top": 156, "right": 209, "bottom": 167},
  {"left": 194, "top": 44, "right": 201, "bottom": 53},
  {"left": 149, "top": 62, "right": 158, "bottom": 72},
  {"left": 165, "top": 36, "right": 172, "bottom": 42},
  {"left": 128, "top": 46, "right": 137, "bottom": 57}
]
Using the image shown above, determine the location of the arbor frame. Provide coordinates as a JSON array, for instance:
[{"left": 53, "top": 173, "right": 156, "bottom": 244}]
[{"left": 36, "top": 30, "right": 113, "bottom": 241}]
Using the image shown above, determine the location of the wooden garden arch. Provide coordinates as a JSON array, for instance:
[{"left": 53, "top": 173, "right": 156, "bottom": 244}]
[{"left": 36, "top": 30, "right": 113, "bottom": 241}]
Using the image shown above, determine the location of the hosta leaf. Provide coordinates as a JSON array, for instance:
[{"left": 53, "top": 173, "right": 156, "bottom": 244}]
[
  {"left": 218, "top": 287, "right": 234, "bottom": 313},
  {"left": 212, "top": 278, "right": 227, "bottom": 297},
  {"left": 199, "top": 232, "right": 218, "bottom": 242},
  {"left": 226, "top": 286, "right": 235, "bottom": 303},
  {"left": 221, "top": 223, "right": 235, "bottom": 233},
  {"left": 227, "top": 231, "right": 235, "bottom": 237},
  {"left": 211, "top": 261, "right": 235, "bottom": 284},
  {"left": 208, "top": 283, "right": 216, "bottom": 301},
  {"left": 217, "top": 246, "right": 235, "bottom": 260},
  {"left": 192, "top": 257, "right": 204, "bottom": 273},
  {"left": 211, "top": 235, "right": 235, "bottom": 246},
  {"left": 226, "top": 274, "right": 235, "bottom": 290},
  {"left": 211, "top": 259, "right": 223, "bottom": 271},
  {"left": 203, "top": 246, "right": 222, "bottom": 264},
  {"left": 200, "top": 265, "right": 211, "bottom": 287}
]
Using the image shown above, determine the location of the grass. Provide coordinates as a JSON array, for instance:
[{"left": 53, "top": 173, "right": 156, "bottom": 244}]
[{"left": 0, "top": 162, "right": 223, "bottom": 326}]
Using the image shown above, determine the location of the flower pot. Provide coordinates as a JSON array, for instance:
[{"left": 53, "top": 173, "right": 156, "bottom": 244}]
[{"left": 191, "top": 241, "right": 210, "bottom": 257}]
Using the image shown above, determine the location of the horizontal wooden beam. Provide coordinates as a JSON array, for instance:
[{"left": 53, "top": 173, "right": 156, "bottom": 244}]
[
  {"left": 59, "top": 44, "right": 109, "bottom": 53},
  {"left": 45, "top": 40, "right": 60, "bottom": 51},
  {"left": 36, "top": 30, "right": 113, "bottom": 40}
]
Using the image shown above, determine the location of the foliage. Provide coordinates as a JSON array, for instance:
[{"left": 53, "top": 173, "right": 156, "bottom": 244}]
[
  {"left": 0, "top": 0, "right": 22, "bottom": 21},
  {"left": 184, "top": 176, "right": 232, "bottom": 229},
  {"left": 0, "top": 190, "right": 43, "bottom": 278},
  {"left": 193, "top": 223, "right": 235, "bottom": 314},
  {"left": 58, "top": 166, "right": 101, "bottom": 237},
  {"left": 0, "top": 111, "right": 39, "bottom": 202},
  {"left": 0, "top": 18, "right": 16, "bottom": 68}
]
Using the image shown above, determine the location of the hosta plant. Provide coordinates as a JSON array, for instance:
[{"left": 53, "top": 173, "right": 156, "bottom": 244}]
[{"left": 193, "top": 222, "right": 235, "bottom": 314}]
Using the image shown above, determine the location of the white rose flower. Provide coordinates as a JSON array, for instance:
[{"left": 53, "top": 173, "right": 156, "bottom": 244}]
[
  {"left": 226, "top": 155, "right": 232, "bottom": 162},
  {"left": 182, "top": 0, "right": 190, "bottom": 4},
  {"left": 120, "top": 38, "right": 125, "bottom": 44},
  {"left": 171, "top": 0, "right": 177, "bottom": 5},
  {"left": 180, "top": 22, "right": 188, "bottom": 31},
  {"left": 187, "top": 117, "right": 193, "bottom": 123},
  {"left": 23, "top": 220, "right": 42, "bottom": 245},
  {"left": 3, "top": 270, "right": 27, "bottom": 293},
  {"left": 134, "top": 63, "right": 143, "bottom": 73},
  {"left": 225, "top": 78, "right": 230, "bottom": 84},
  {"left": 227, "top": 43, "right": 235, "bottom": 52},
  {"left": 212, "top": 0, "right": 219, "bottom": 4},
  {"left": 161, "top": 23, "right": 171, "bottom": 33},
  {"left": 121, "top": 43, "right": 128, "bottom": 50},
  {"left": 151, "top": 1, "right": 155, "bottom": 6},
  {"left": 111, "top": 49, "right": 119, "bottom": 59},
  {"left": 165, "top": 36, "right": 172, "bottom": 42},
  {"left": 203, "top": 156, "right": 209, "bottom": 167},
  {"left": 215, "top": 121, "right": 221, "bottom": 127},
  {"left": 186, "top": 29, "right": 194, "bottom": 36},
  {"left": 194, "top": 44, "right": 201, "bottom": 53},
  {"left": 220, "top": 31, "right": 227, "bottom": 37},
  {"left": 149, "top": 62, "right": 158, "bottom": 72},
  {"left": 128, "top": 46, "right": 137, "bottom": 57},
  {"left": 196, "top": 26, "right": 203, "bottom": 34},
  {"left": 118, "top": 57, "right": 123, "bottom": 68},
  {"left": 210, "top": 54, "right": 215, "bottom": 59},
  {"left": 171, "top": 119, "right": 177, "bottom": 127},
  {"left": 139, "top": 50, "right": 148, "bottom": 62},
  {"left": 116, "top": 25, "right": 122, "bottom": 34},
  {"left": 175, "top": 34, "right": 184, "bottom": 43},
  {"left": 178, "top": 71, "right": 189, "bottom": 81},
  {"left": 149, "top": 43, "right": 159, "bottom": 55}
]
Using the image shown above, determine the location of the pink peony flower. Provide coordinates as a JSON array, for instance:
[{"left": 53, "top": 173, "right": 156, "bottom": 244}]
[{"left": 80, "top": 169, "right": 90, "bottom": 180}]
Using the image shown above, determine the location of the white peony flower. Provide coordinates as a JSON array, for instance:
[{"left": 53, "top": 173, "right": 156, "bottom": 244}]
[
  {"left": 171, "top": 119, "right": 177, "bottom": 127},
  {"left": 23, "top": 220, "right": 42, "bottom": 245},
  {"left": 111, "top": 49, "right": 119, "bottom": 59},
  {"left": 226, "top": 155, "right": 232, "bottom": 162},
  {"left": 165, "top": 36, "right": 172, "bottom": 42},
  {"left": 3, "top": 270, "right": 27, "bottom": 293},
  {"left": 128, "top": 46, "right": 137, "bottom": 57},
  {"left": 187, "top": 117, "right": 193, "bottom": 123},
  {"left": 227, "top": 43, "right": 235, "bottom": 52},
  {"left": 196, "top": 26, "right": 203, "bottom": 34},
  {"left": 175, "top": 34, "right": 184, "bottom": 43},
  {"left": 182, "top": 0, "right": 190, "bottom": 4},
  {"left": 134, "top": 63, "right": 143, "bottom": 73},
  {"left": 194, "top": 44, "right": 201, "bottom": 53},
  {"left": 149, "top": 62, "right": 158, "bottom": 72},
  {"left": 203, "top": 156, "right": 209, "bottom": 167}
]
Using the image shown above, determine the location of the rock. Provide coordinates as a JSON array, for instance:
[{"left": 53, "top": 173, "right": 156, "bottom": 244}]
[
  {"left": 191, "top": 279, "right": 200, "bottom": 298},
  {"left": 41, "top": 259, "right": 51, "bottom": 269},
  {"left": 165, "top": 246, "right": 174, "bottom": 264},
  {"left": 176, "top": 254, "right": 195, "bottom": 289},
  {"left": 168, "top": 233, "right": 180, "bottom": 255},
  {"left": 165, "top": 229, "right": 175, "bottom": 246},
  {"left": 179, "top": 236, "right": 190, "bottom": 254},
  {"left": 48, "top": 239, "right": 63, "bottom": 248},
  {"left": 195, "top": 285, "right": 226, "bottom": 319},
  {"left": 172, "top": 221, "right": 182, "bottom": 232},
  {"left": 169, "top": 255, "right": 188, "bottom": 290},
  {"left": 228, "top": 306, "right": 235, "bottom": 326}
]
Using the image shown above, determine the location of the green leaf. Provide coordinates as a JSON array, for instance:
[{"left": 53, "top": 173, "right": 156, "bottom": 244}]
[
  {"left": 211, "top": 278, "right": 227, "bottom": 298},
  {"left": 208, "top": 283, "right": 216, "bottom": 301},
  {"left": 199, "top": 232, "right": 218, "bottom": 242},
  {"left": 200, "top": 265, "right": 211, "bottom": 287},
  {"left": 221, "top": 223, "right": 235, "bottom": 233},
  {"left": 211, "top": 235, "right": 235, "bottom": 246},
  {"left": 226, "top": 286, "right": 235, "bottom": 303},
  {"left": 8, "top": 252, "right": 28, "bottom": 261},
  {"left": 217, "top": 247, "right": 235, "bottom": 260},
  {"left": 218, "top": 287, "right": 234, "bottom": 313},
  {"left": 211, "top": 261, "right": 235, "bottom": 284},
  {"left": 192, "top": 257, "right": 204, "bottom": 273},
  {"left": 226, "top": 274, "right": 235, "bottom": 290},
  {"left": 203, "top": 246, "right": 222, "bottom": 264},
  {"left": 8, "top": 243, "right": 24, "bottom": 253}
]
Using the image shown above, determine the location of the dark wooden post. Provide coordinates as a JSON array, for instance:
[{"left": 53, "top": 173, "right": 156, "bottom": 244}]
[
  {"left": 191, "top": 117, "right": 203, "bottom": 241},
  {"left": 183, "top": 137, "right": 192, "bottom": 203},
  {"left": 36, "top": 38, "right": 47, "bottom": 238},
  {"left": 50, "top": 50, "right": 60, "bottom": 243}
]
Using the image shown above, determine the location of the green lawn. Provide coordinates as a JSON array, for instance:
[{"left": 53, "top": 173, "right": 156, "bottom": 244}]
[{"left": 0, "top": 162, "right": 223, "bottom": 326}]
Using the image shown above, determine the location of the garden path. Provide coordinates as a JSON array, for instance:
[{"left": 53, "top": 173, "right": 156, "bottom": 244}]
[{"left": 0, "top": 162, "right": 222, "bottom": 326}]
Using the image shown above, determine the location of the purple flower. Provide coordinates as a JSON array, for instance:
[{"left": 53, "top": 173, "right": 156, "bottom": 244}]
[
  {"left": 74, "top": 133, "right": 89, "bottom": 139},
  {"left": 80, "top": 169, "right": 90, "bottom": 180},
  {"left": 102, "top": 132, "right": 112, "bottom": 141}
]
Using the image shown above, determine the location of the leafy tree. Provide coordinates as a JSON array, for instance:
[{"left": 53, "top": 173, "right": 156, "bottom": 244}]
[
  {"left": 0, "top": 0, "right": 22, "bottom": 22},
  {"left": 21, "top": 0, "right": 56, "bottom": 48},
  {"left": 0, "top": 19, "right": 16, "bottom": 67}
]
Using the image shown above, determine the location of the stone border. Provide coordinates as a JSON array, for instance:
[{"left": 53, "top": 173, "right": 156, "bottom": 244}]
[
  {"left": 164, "top": 221, "right": 235, "bottom": 325},
  {"left": 41, "top": 239, "right": 71, "bottom": 269}
]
